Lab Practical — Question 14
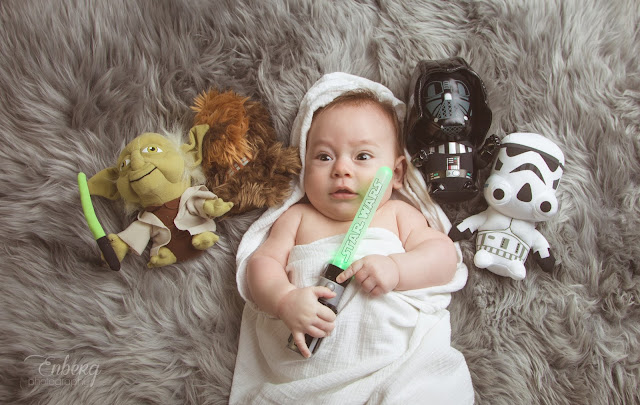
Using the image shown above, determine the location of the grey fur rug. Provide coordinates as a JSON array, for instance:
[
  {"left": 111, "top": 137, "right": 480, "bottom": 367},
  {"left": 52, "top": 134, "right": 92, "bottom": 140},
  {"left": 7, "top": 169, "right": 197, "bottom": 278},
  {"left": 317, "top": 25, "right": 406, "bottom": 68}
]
[{"left": 1, "top": 1, "right": 639, "bottom": 404}]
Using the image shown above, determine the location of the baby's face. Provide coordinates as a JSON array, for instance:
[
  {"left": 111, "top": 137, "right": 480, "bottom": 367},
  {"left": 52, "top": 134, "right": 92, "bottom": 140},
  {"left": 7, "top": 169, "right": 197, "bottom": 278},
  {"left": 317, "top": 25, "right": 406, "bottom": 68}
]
[{"left": 304, "top": 102, "right": 404, "bottom": 222}]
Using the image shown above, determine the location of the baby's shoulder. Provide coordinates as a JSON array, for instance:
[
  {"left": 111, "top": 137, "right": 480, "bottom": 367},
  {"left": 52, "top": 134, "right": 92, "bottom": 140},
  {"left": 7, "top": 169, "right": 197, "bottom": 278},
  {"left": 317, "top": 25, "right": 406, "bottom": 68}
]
[
  {"left": 384, "top": 199, "right": 430, "bottom": 229},
  {"left": 280, "top": 203, "right": 320, "bottom": 227},
  {"left": 286, "top": 202, "right": 317, "bottom": 216},
  {"left": 272, "top": 203, "right": 310, "bottom": 231},
  {"left": 385, "top": 199, "right": 422, "bottom": 214}
]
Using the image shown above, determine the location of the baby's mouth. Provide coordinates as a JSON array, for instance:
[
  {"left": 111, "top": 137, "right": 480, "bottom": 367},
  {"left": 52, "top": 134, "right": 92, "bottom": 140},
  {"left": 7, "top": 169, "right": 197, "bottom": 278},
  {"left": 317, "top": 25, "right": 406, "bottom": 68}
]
[{"left": 330, "top": 188, "right": 358, "bottom": 199}]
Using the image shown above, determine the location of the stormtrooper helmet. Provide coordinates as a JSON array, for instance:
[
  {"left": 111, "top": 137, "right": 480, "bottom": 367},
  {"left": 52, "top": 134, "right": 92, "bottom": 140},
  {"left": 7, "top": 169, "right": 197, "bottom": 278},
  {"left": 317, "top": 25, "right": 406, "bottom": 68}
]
[{"left": 484, "top": 133, "right": 564, "bottom": 222}]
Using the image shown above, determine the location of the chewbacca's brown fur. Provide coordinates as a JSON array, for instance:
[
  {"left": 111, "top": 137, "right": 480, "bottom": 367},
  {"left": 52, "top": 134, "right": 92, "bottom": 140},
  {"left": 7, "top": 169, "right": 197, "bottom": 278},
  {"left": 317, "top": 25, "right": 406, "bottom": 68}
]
[{"left": 192, "top": 90, "right": 301, "bottom": 215}]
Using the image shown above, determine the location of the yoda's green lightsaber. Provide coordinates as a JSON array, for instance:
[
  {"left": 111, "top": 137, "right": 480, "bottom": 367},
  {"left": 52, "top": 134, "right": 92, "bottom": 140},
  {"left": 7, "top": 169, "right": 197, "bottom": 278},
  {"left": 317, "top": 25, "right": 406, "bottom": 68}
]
[
  {"left": 78, "top": 172, "right": 120, "bottom": 271},
  {"left": 288, "top": 166, "right": 393, "bottom": 356}
]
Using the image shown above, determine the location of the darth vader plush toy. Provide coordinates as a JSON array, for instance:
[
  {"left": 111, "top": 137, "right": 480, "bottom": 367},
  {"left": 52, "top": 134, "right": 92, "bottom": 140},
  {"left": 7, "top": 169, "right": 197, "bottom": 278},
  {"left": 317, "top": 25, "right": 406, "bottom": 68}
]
[
  {"left": 406, "top": 57, "right": 500, "bottom": 203},
  {"left": 448, "top": 132, "right": 565, "bottom": 280}
]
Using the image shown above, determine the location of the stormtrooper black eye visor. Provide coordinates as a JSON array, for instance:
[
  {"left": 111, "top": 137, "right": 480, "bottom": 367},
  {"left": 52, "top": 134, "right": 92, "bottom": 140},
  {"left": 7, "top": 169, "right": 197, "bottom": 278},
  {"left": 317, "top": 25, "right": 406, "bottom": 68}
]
[{"left": 501, "top": 143, "right": 565, "bottom": 172}]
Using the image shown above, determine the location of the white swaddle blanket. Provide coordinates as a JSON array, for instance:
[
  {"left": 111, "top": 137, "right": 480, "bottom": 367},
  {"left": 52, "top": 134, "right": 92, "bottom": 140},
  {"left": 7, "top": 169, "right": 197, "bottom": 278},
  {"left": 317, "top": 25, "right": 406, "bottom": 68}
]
[
  {"left": 230, "top": 72, "right": 474, "bottom": 404},
  {"left": 230, "top": 228, "right": 473, "bottom": 404}
]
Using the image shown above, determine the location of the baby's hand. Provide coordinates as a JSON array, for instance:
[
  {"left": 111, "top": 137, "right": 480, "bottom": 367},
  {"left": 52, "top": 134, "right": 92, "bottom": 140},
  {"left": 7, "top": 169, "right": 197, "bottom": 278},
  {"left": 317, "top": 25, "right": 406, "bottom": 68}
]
[
  {"left": 336, "top": 255, "right": 400, "bottom": 297},
  {"left": 277, "top": 286, "right": 337, "bottom": 358}
]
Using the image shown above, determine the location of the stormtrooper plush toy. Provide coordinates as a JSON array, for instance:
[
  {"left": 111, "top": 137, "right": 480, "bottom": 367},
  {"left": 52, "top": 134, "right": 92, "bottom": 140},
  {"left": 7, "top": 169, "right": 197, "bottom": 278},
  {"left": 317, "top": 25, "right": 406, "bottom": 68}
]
[{"left": 448, "top": 132, "right": 565, "bottom": 280}]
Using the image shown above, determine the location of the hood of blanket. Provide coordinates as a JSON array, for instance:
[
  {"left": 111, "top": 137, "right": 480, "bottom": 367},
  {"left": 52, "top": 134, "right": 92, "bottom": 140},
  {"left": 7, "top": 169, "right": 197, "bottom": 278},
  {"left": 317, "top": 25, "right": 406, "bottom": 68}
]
[{"left": 290, "top": 72, "right": 407, "bottom": 193}]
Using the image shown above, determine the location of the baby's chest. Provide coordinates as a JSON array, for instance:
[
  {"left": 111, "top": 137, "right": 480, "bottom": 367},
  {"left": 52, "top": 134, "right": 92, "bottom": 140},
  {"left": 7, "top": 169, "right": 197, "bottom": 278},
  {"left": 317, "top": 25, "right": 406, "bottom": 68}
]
[{"left": 295, "top": 209, "right": 399, "bottom": 245}]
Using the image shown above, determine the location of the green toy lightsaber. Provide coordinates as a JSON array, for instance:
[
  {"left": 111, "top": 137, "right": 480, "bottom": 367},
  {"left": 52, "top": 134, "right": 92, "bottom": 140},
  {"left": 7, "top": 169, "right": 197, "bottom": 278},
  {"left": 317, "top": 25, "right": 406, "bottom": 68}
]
[
  {"left": 288, "top": 166, "right": 393, "bottom": 355},
  {"left": 78, "top": 172, "right": 120, "bottom": 271},
  {"left": 330, "top": 165, "right": 394, "bottom": 270}
]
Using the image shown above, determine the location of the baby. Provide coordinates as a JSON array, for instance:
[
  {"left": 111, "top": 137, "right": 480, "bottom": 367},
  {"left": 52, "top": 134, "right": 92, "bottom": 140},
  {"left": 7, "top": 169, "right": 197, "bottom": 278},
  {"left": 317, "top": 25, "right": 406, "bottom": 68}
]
[
  {"left": 231, "top": 73, "right": 473, "bottom": 404},
  {"left": 248, "top": 88, "right": 457, "bottom": 357}
]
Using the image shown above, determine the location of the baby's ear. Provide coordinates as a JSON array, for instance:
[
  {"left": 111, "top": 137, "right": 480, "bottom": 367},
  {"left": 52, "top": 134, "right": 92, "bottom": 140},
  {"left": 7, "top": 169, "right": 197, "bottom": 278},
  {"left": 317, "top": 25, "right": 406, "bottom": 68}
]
[{"left": 392, "top": 155, "right": 406, "bottom": 189}]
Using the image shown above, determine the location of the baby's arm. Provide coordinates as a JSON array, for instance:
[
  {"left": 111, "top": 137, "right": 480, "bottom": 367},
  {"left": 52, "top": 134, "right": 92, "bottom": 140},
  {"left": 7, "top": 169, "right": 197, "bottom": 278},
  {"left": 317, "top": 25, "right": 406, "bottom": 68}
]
[
  {"left": 247, "top": 206, "right": 337, "bottom": 357},
  {"left": 390, "top": 204, "right": 457, "bottom": 290},
  {"left": 336, "top": 202, "right": 457, "bottom": 294}
]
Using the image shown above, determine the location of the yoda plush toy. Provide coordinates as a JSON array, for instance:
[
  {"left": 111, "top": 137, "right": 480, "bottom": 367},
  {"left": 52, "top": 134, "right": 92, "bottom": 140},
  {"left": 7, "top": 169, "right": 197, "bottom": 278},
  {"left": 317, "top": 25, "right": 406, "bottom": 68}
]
[{"left": 88, "top": 124, "right": 233, "bottom": 268}]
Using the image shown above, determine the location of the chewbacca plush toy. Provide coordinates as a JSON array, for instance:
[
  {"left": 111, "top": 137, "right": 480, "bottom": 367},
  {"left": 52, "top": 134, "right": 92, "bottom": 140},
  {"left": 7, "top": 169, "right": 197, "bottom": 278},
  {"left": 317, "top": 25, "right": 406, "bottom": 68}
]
[{"left": 191, "top": 90, "right": 301, "bottom": 215}]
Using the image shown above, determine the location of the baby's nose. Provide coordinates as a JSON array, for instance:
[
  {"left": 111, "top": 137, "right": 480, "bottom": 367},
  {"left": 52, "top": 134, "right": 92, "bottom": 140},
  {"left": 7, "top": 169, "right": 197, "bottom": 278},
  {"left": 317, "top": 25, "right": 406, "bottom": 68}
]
[{"left": 332, "top": 158, "right": 353, "bottom": 177}]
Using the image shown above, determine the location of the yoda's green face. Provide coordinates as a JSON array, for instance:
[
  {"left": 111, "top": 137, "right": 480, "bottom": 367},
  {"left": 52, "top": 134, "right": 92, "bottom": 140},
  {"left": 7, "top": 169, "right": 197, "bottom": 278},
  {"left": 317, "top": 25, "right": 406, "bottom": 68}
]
[
  {"left": 88, "top": 124, "right": 209, "bottom": 208},
  {"left": 114, "top": 133, "right": 189, "bottom": 207}
]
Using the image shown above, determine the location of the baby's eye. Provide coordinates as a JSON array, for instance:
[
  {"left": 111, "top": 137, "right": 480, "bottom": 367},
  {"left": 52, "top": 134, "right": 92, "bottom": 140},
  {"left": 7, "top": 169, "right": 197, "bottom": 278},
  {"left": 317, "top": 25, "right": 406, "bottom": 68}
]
[
  {"left": 120, "top": 159, "right": 131, "bottom": 171},
  {"left": 356, "top": 152, "right": 372, "bottom": 160},
  {"left": 317, "top": 153, "right": 333, "bottom": 161},
  {"left": 141, "top": 145, "right": 163, "bottom": 154}
]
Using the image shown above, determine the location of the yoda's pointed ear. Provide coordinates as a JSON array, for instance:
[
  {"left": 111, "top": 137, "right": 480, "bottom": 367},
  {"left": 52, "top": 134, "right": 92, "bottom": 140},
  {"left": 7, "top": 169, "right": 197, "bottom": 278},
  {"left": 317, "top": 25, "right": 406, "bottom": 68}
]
[
  {"left": 88, "top": 167, "right": 121, "bottom": 200},
  {"left": 181, "top": 124, "right": 210, "bottom": 167}
]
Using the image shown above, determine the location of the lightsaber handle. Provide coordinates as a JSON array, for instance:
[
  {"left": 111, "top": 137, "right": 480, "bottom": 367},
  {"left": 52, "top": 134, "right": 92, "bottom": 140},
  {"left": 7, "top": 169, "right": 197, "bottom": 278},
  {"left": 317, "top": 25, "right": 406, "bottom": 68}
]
[
  {"left": 316, "top": 263, "right": 349, "bottom": 312},
  {"left": 287, "top": 264, "right": 350, "bottom": 355},
  {"left": 97, "top": 235, "right": 121, "bottom": 271}
]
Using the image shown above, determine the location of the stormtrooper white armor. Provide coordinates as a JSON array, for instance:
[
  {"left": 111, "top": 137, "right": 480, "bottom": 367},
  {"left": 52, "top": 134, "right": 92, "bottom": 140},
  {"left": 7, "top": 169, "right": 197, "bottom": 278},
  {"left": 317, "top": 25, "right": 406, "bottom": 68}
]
[{"left": 449, "top": 132, "right": 565, "bottom": 280}]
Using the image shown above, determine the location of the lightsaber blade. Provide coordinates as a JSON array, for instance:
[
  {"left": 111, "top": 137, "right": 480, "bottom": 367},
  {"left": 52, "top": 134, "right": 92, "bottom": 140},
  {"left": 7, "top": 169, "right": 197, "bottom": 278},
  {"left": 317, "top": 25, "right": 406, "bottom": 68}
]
[
  {"left": 288, "top": 166, "right": 393, "bottom": 355},
  {"left": 330, "top": 166, "right": 393, "bottom": 270},
  {"left": 78, "top": 172, "right": 120, "bottom": 271}
]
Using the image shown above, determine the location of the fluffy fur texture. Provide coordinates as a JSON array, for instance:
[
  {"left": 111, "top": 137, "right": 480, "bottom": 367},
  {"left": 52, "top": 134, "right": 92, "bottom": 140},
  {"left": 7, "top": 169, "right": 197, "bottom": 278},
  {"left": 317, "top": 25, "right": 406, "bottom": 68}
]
[
  {"left": 0, "top": 1, "right": 638, "bottom": 404},
  {"left": 193, "top": 89, "right": 301, "bottom": 214}
]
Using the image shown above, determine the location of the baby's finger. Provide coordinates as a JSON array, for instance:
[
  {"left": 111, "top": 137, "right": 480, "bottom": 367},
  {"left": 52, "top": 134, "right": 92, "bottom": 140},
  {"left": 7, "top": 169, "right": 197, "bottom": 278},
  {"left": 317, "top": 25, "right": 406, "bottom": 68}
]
[
  {"left": 370, "top": 286, "right": 385, "bottom": 297},
  {"left": 293, "top": 332, "right": 311, "bottom": 358},
  {"left": 305, "top": 325, "right": 328, "bottom": 339},
  {"left": 336, "top": 261, "right": 363, "bottom": 283},
  {"left": 317, "top": 305, "right": 337, "bottom": 322},
  {"left": 359, "top": 276, "right": 377, "bottom": 294},
  {"left": 312, "top": 286, "right": 337, "bottom": 300},
  {"left": 353, "top": 267, "right": 371, "bottom": 285},
  {"left": 312, "top": 318, "right": 335, "bottom": 335}
]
